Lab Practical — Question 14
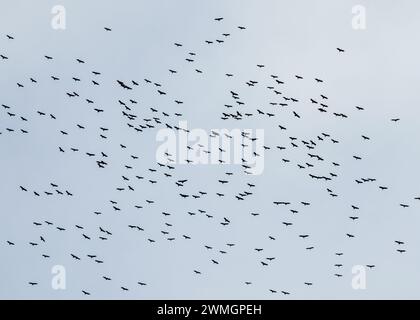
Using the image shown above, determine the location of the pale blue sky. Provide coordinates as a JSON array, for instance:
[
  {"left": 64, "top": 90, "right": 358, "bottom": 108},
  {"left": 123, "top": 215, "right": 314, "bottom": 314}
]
[{"left": 1, "top": 0, "right": 420, "bottom": 299}]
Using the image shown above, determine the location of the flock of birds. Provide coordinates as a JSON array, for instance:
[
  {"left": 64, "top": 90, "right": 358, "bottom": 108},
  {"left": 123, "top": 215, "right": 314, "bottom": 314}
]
[{"left": 1, "top": 16, "right": 417, "bottom": 298}]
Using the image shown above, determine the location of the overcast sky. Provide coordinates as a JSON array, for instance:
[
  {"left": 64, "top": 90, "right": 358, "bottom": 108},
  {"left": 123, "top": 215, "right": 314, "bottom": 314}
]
[{"left": 1, "top": 0, "right": 420, "bottom": 299}]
